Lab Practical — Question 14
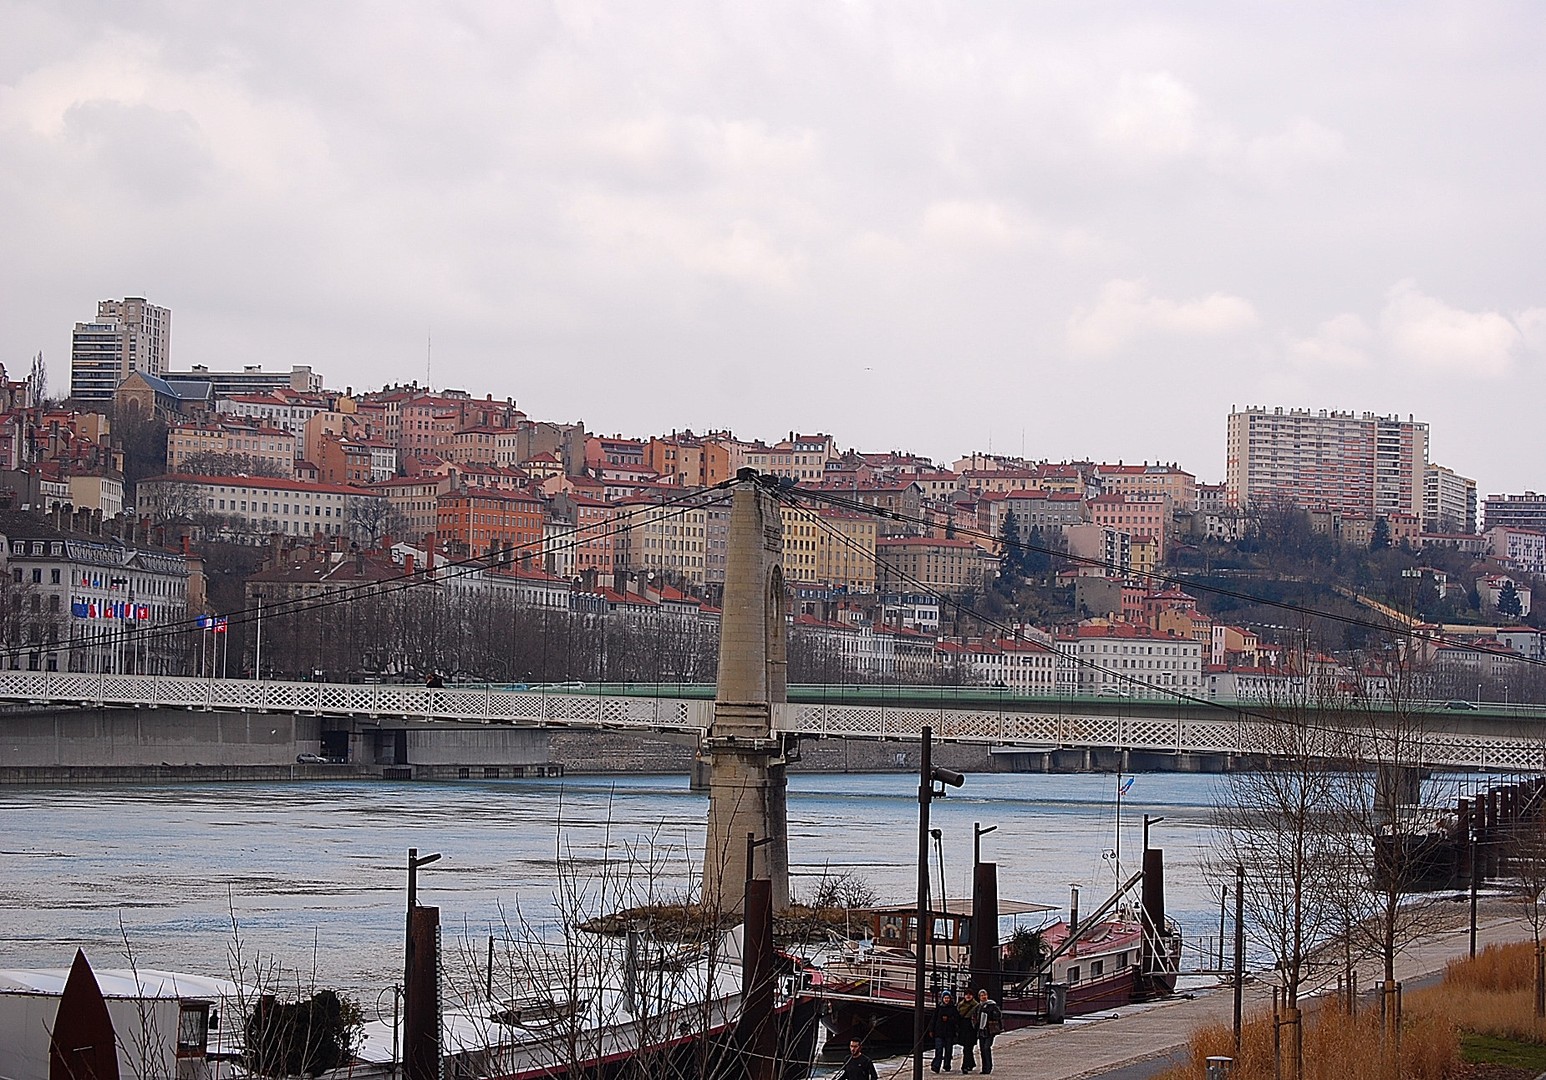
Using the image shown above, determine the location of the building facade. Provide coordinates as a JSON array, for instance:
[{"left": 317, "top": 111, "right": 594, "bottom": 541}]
[
  {"left": 70, "top": 297, "right": 171, "bottom": 401},
  {"left": 1225, "top": 406, "right": 1428, "bottom": 520},
  {"left": 1424, "top": 464, "right": 1477, "bottom": 534}
]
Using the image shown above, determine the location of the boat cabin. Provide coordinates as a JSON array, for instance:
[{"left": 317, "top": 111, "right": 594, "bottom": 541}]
[
  {"left": 860, "top": 898, "right": 1055, "bottom": 956},
  {"left": 0, "top": 961, "right": 242, "bottom": 1080}
]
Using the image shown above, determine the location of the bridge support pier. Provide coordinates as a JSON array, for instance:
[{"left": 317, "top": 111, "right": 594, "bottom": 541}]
[{"left": 701, "top": 471, "right": 790, "bottom": 915}]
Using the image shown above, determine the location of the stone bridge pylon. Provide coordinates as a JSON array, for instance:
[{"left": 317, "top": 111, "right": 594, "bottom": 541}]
[{"left": 701, "top": 469, "right": 791, "bottom": 914}]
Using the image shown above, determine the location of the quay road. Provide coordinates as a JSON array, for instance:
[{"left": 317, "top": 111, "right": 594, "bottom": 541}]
[
  {"left": 978, "top": 903, "right": 1532, "bottom": 1080},
  {"left": 0, "top": 671, "right": 1544, "bottom": 772}
]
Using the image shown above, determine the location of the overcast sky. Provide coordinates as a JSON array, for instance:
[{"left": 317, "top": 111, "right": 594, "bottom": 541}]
[{"left": 3, "top": 2, "right": 1543, "bottom": 490}]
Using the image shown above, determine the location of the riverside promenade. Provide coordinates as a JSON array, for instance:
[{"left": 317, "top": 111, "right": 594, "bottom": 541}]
[{"left": 954, "top": 905, "right": 1533, "bottom": 1080}]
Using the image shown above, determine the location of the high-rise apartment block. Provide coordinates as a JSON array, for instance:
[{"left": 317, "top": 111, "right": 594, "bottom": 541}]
[
  {"left": 1483, "top": 492, "right": 1546, "bottom": 533},
  {"left": 1225, "top": 406, "right": 1428, "bottom": 519},
  {"left": 70, "top": 297, "right": 171, "bottom": 400},
  {"left": 1424, "top": 464, "right": 1477, "bottom": 533}
]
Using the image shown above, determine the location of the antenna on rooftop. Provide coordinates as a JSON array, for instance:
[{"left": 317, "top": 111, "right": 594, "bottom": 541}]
[{"left": 426, "top": 330, "right": 432, "bottom": 391}]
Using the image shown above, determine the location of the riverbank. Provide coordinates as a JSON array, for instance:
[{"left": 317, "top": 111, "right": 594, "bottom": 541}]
[{"left": 980, "top": 900, "right": 1534, "bottom": 1080}]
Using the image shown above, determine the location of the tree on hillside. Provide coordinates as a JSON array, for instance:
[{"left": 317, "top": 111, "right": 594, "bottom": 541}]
[
  {"left": 1498, "top": 580, "right": 1524, "bottom": 618},
  {"left": 1370, "top": 517, "right": 1391, "bottom": 551},
  {"left": 996, "top": 510, "right": 1022, "bottom": 594}
]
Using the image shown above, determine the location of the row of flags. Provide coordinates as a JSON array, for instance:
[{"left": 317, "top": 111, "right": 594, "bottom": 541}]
[
  {"left": 197, "top": 615, "right": 229, "bottom": 634},
  {"left": 71, "top": 600, "right": 151, "bottom": 621}
]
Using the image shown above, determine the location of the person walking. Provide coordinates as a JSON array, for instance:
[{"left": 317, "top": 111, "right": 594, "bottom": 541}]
[
  {"left": 974, "top": 989, "right": 1003, "bottom": 1075},
  {"left": 929, "top": 990, "right": 960, "bottom": 1072},
  {"left": 838, "top": 1037, "right": 878, "bottom": 1080},
  {"left": 957, "top": 990, "right": 981, "bottom": 1073}
]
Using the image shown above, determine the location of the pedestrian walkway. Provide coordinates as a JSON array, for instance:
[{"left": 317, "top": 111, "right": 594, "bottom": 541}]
[{"left": 968, "top": 909, "right": 1532, "bottom": 1080}]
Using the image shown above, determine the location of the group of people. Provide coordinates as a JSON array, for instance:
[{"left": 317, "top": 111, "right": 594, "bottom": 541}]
[{"left": 838, "top": 988, "right": 1003, "bottom": 1079}]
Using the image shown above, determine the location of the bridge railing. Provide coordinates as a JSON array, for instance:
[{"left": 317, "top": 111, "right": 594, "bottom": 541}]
[
  {"left": 1, "top": 671, "right": 1541, "bottom": 771},
  {"left": 0, "top": 670, "right": 713, "bottom": 732},
  {"left": 776, "top": 701, "right": 1546, "bottom": 772}
]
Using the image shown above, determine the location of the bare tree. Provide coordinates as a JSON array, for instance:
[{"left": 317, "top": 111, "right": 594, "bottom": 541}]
[{"left": 1210, "top": 640, "right": 1356, "bottom": 1075}]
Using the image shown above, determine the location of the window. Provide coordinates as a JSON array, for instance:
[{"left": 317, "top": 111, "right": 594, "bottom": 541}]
[
  {"left": 1068, "top": 965, "right": 1081, "bottom": 984},
  {"left": 50, "top": 569, "right": 60, "bottom": 585},
  {"left": 31, "top": 569, "right": 41, "bottom": 584}
]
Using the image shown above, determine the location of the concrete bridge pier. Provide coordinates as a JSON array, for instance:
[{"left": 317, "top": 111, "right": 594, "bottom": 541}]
[{"left": 701, "top": 471, "right": 791, "bottom": 915}]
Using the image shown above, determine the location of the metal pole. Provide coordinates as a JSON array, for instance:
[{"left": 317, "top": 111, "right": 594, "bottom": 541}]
[
  {"left": 1219, "top": 885, "right": 1228, "bottom": 971},
  {"left": 1234, "top": 863, "right": 1245, "bottom": 1052},
  {"left": 914, "top": 726, "right": 933, "bottom": 1080},
  {"left": 486, "top": 934, "right": 494, "bottom": 1001},
  {"left": 1470, "top": 836, "right": 1480, "bottom": 958},
  {"left": 255, "top": 596, "right": 263, "bottom": 680}
]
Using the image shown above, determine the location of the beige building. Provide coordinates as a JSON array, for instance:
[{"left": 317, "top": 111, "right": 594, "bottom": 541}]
[
  {"left": 370, "top": 475, "right": 452, "bottom": 543},
  {"left": 168, "top": 420, "right": 297, "bottom": 475},
  {"left": 139, "top": 474, "right": 378, "bottom": 540},
  {"left": 779, "top": 504, "right": 878, "bottom": 592},
  {"left": 615, "top": 498, "right": 708, "bottom": 588},
  {"left": 875, "top": 536, "right": 992, "bottom": 595}
]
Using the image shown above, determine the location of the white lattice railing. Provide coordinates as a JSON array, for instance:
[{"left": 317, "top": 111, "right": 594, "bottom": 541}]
[
  {"left": 0, "top": 671, "right": 1538, "bottom": 771},
  {"left": 0, "top": 670, "right": 712, "bottom": 733},
  {"left": 773, "top": 702, "right": 1546, "bottom": 772}
]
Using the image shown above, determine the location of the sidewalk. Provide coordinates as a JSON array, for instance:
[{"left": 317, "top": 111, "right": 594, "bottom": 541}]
[{"left": 967, "top": 909, "right": 1534, "bottom": 1080}]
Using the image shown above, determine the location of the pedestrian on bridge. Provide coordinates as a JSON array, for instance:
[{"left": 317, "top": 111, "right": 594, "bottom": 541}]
[
  {"left": 838, "top": 1038, "right": 878, "bottom": 1080},
  {"left": 957, "top": 992, "right": 980, "bottom": 1072}
]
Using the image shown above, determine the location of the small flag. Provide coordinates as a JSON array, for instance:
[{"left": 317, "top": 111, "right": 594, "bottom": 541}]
[{"left": 1119, "top": 776, "right": 1134, "bottom": 796}]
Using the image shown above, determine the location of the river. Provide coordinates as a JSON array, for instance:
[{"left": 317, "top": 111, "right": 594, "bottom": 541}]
[{"left": 0, "top": 770, "right": 1333, "bottom": 996}]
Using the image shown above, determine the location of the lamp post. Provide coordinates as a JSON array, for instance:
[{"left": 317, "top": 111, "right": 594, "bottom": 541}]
[
  {"left": 974, "top": 822, "right": 998, "bottom": 867},
  {"left": 914, "top": 726, "right": 965, "bottom": 1080}
]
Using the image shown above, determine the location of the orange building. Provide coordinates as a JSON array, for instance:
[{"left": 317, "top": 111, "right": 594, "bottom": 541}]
[{"left": 437, "top": 487, "right": 546, "bottom": 562}]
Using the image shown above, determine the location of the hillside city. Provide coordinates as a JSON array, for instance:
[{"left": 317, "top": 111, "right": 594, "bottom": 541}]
[{"left": 3, "top": 295, "right": 1544, "bottom": 701}]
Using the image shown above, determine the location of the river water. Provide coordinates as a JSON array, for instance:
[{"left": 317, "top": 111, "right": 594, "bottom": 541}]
[{"left": 0, "top": 771, "right": 1294, "bottom": 995}]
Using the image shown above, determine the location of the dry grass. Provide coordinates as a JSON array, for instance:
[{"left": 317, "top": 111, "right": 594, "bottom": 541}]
[
  {"left": 1153, "top": 1003, "right": 1458, "bottom": 1080},
  {"left": 1408, "top": 943, "right": 1546, "bottom": 1044}
]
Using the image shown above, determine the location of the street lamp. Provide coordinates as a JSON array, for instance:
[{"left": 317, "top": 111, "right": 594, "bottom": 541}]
[
  {"left": 974, "top": 822, "right": 998, "bottom": 867},
  {"left": 914, "top": 726, "right": 964, "bottom": 1080}
]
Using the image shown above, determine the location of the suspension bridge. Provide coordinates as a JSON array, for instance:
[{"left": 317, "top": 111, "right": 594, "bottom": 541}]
[{"left": 1, "top": 669, "right": 1544, "bottom": 772}]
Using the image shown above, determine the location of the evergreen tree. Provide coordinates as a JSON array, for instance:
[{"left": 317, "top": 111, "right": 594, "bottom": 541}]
[
  {"left": 1023, "top": 525, "right": 1052, "bottom": 575},
  {"left": 1499, "top": 579, "right": 1524, "bottom": 618},
  {"left": 997, "top": 510, "right": 1022, "bottom": 594},
  {"left": 1370, "top": 517, "right": 1391, "bottom": 551}
]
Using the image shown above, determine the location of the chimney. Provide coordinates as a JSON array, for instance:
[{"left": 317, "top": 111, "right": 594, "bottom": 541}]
[
  {"left": 181, "top": 534, "right": 191, "bottom": 556},
  {"left": 404, "top": 553, "right": 415, "bottom": 577},
  {"left": 424, "top": 532, "right": 436, "bottom": 569}
]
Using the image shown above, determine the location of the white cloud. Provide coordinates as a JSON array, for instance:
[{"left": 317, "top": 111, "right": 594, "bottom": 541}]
[
  {"left": 920, "top": 199, "right": 1037, "bottom": 249},
  {"left": 1380, "top": 280, "right": 1529, "bottom": 377},
  {"left": 1067, "top": 279, "right": 1258, "bottom": 357},
  {"left": 1286, "top": 313, "right": 1372, "bottom": 369},
  {"left": 1094, "top": 72, "right": 1199, "bottom": 158}
]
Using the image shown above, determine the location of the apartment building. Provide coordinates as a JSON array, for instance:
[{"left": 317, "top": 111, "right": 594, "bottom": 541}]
[
  {"left": 436, "top": 487, "right": 546, "bottom": 561},
  {"left": 0, "top": 508, "right": 191, "bottom": 674},
  {"left": 1089, "top": 493, "right": 1168, "bottom": 558},
  {"left": 1225, "top": 406, "right": 1428, "bottom": 519},
  {"left": 167, "top": 420, "right": 297, "bottom": 475},
  {"left": 1058, "top": 623, "right": 1204, "bottom": 696},
  {"left": 70, "top": 297, "right": 171, "bottom": 400},
  {"left": 1094, "top": 463, "right": 1197, "bottom": 511},
  {"left": 614, "top": 498, "right": 708, "bottom": 588},
  {"left": 1423, "top": 464, "right": 1477, "bottom": 533},
  {"left": 371, "top": 475, "right": 451, "bottom": 542},
  {"left": 875, "top": 536, "right": 992, "bottom": 595},
  {"left": 1484, "top": 492, "right": 1546, "bottom": 533},
  {"left": 138, "top": 474, "right": 376, "bottom": 540},
  {"left": 779, "top": 504, "right": 878, "bottom": 593}
]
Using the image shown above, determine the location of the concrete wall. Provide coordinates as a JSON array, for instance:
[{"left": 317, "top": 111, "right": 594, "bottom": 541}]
[{"left": 0, "top": 706, "right": 320, "bottom": 767}]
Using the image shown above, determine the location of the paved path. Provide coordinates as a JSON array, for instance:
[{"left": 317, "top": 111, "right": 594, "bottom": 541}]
[{"left": 879, "top": 908, "right": 1535, "bottom": 1080}]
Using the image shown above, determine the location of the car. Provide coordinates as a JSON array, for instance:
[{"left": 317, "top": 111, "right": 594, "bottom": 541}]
[
  {"left": 1444, "top": 700, "right": 1480, "bottom": 710},
  {"left": 1098, "top": 686, "right": 1131, "bottom": 697},
  {"left": 296, "top": 752, "right": 329, "bottom": 764}
]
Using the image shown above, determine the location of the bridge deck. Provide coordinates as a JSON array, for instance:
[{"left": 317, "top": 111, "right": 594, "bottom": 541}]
[{"left": 0, "top": 672, "right": 1540, "bottom": 772}]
